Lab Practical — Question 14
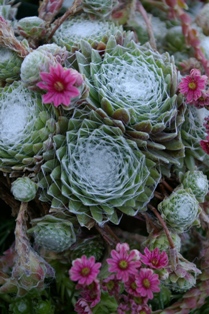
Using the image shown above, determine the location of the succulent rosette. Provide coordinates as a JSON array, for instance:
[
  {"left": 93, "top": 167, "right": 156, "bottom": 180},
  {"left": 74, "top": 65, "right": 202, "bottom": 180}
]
[
  {"left": 181, "top": 170, "right": 208, "bottom": 202},
  {"left": 17, "top": 16, "right": 46, "bottom": 39},
  {"left": 82, "top": 0, "right": 117, "bottom": 18},
  {"left": 0, "top": 47, "right": 23, "bottom": 84},
  {"left": 0, "top": 81, "right": 58, "bottom": 173},
  {"left": 76, "top": 37, "right": 185, "bottom": 168},
  {"left": 39, "top": 108, "right": 160, "bottom": 227},
  {"left": 158, "top": 187, "right": 201, "bottom": 233},
  {"left": 27, "top": 215, "right": 76, "bottom": 253},
  {"left": 178, "top": 106, "right": 209, "bottom": 175},
  {"left": 20, "top": 49, "right": 57, "bottom": 89},
  {"left": 165, "top": 257, "right": 201, "bottom": 292},
  {"left": 52, "top": 14, "right": 125, "bottom": 52}
]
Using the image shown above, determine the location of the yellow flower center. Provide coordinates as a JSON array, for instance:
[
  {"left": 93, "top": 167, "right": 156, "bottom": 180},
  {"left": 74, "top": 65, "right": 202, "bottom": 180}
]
[
  {"left": 188, "top": 81, "right": 197, "bottom": 90},
  {"left": 54, "top": 81, "right": 64, "bottom": 91},
  {"left": 107, "top": 280, "right": 114, "bottom": 290},
  {"left": 81, "top": 267, "right": 90, "bottom": 276},
  {"left": 131, "top": 281, "right": 137, "bottom": 290},
  {"left": 119, "top": 260, "right": 128, "bottom": 269},
  {"left": 142, "top": 278, "right": 150, "bottom": 288},
  {"left": 151, "top": 258, "right": 158, "bottom": 266}
]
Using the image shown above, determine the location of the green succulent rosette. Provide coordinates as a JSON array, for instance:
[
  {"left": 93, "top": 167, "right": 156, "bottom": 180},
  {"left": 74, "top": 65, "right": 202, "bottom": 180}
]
[
  {"left": 144, "top": 230, "right": 181, "bottom": 252},
  {"left": 20, "top": 49, "right": 57, "bottom": 89},
  {"left": 158, "top": 187, "right": 201, "bottom": 233},
  {"left": 27, "top": 215, "right": 76, "bottom": 253},
  {"left": 52, "top": 14, "right": 125, "bottom": 52},
  {"left": 76, "top": 37, "right": 185, "bottom": 168},
  {"left": 0, "top": 47, "right": 23, "bottom": 84},
  {"left": 38, "top": 108, "right": 160, "bottom": 227},
  {"left": 70, "top": 235, "right": 105, "bottom": 261},
  {"left": 17, "top": 16, "right": 46, "bottom": 39},
  {"left": 82, "top": 0, "right": 117, "bottom": 19},
  {"left": 177, "top": 106, "right": 209, "bottom": 176},
  {"left": 181, "top": 170, "right": 208, "bottom": 202},
  {"left": 0, "top": 81, "right": 59, "bottom": 173},
  {"left": 11, "top": 177, "right": 38, "bottom": 202}
]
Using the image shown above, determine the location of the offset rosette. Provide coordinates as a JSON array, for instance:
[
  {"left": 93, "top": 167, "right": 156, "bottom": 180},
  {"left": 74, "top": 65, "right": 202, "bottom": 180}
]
[
  {"left": 158, "top": 187, "right": 201, "bottom": 233},
  {"left": 39, "top": 109, "right": 160, "bottom": 227},
  {"left": 179, "top": 106, "right": 209, "bottom": 174},
  {"left": 76, "top": 38, "right": 185, "bottom": 167},
  {"left": 0, "top": 47, "right": 22, "bottom": 84},
  {"left": 52, "top": 14, "right": 124, "bottom": 52},
  {"left": 0, "top": 81, "right": 57, "bottom": 173},
  {"left": 27, "top": 215, "right": 76, "bottom": 253},
  {"left": 82, "top": 0, "right": 117, "bottom": 18}
]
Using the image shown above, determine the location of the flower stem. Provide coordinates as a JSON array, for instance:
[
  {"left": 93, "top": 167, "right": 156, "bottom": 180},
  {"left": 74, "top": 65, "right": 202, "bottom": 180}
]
[
  {"left": 47, "top": 0, "right": 83, "bottom": 40},
  {"left": 136, "top": 0, "right": 157, "bottom": 50}
]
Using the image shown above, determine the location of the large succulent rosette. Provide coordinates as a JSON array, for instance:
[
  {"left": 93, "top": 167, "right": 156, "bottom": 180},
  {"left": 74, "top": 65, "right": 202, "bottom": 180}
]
[
  {"left": 76, "top": 37, "right": 186, "bottom": 172},
  {"left": 38, "top": 108, "right": 161, "bottom": 227},
  {"left": 0, "top": 81, "right": 59, "bottom": 173}
]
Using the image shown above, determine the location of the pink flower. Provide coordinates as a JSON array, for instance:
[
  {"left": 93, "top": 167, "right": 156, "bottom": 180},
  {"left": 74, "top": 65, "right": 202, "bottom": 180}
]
[
  {"left": 140, "top": 247, "right": 168, "bottom": 269},
  {"left": 178, "top": 69, "right": 207, "bottom": 103},
  {"left": 107, "top": 244, "right": 141, "bottom": 282},
  {"left": 74, "top": 298, "right": 92, "bottom": 314},
  {"left": 37, "top": 63, "right": 81, "bottom": 107},
  {"left": 193, "top": 91, "right": 209, "bottom": 109},
  {"left": 200, "top": 134, "right": 209, "bottom": 155},
  {"left": 129, "top": 298, "right": 151, "bottom": 314},
  {"left": 77, "top": 279, "right": 101, "bottom": 308},
  {"left": 69, "top": 255, "right": 101, "bottom": 286},
  {"left": 102, "top": 274, "right": 120, "bottom": 296},
  {"left": 136, "top": 268, "right": 160, "bottom": 299},
  {"left": 124, "top": 274, "right": 139, "bottom": 297}
]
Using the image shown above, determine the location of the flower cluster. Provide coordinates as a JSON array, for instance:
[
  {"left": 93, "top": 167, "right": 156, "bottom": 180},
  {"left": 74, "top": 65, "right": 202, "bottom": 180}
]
[{"left": 69, "top": 243, "right": 168, "bottom": 313}]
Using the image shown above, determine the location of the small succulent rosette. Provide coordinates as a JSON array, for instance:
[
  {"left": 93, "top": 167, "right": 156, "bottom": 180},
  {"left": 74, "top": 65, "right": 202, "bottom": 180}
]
[
  {"left": 27, "top": 215, "right": 77, "bottom": 253},
  {"left": 38, "top": 108, "right": 161, "bottom": 227},
  {"left": 69, "top": 235, "right": 105, "bottom": 261},
  {"left": 76, "top": 37, "right": 185, "bottom": 170},
  {"left": 181, "top": 170, "right": 208, "bottom": 202},
  {"left": 0, "top": 47, "right": 23, "bottom": 84},
  {"left": 20, "top": 49, "right": 57, "bottom": 90},
  {"left": 158, "top": 187, "right": 201, "bottom": 233},
  {"left": 0, "top": 81, "right": 58, "bottom": 173},
  {"left": 17, "top": 16, "right": 47, "bottom": 40},
  {"left": 82, "top": 0, "right": 117, "bottom": 19},
  {"left": 11, "top": 177, "right": 38, "bottom": 202},
  {"left": 52, "top": 14, "right": 125, "bottom": 52},
  {"left": 179, "top": 106, "right": 209, "bottom": 173},
  {"left": 144, "top": 230, "right": 182, "bottom": 252},
  {"left": 165, "top": 255, "right": 201, "bottom": 292}
]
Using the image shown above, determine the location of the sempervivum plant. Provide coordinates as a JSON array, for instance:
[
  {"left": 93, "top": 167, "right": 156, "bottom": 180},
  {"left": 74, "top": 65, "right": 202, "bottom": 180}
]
[
  {"left": 158, "top": 187, "right": 201, "bottom": 233},
  {"left": 82, "top": 0, "right": 117, "bottom": 19},
  {"left": 27, "top": 215, "right": 77, "bottom": 253},
  {"left": 0, "top": 47, "right": 23, "bottom": 84},
  {"left": 181, "top": 170, "right": 208, "bottom": 202},
  {"left": 52, "top": 14, "right": 125, "bottom": 52},
  {"left": 165, "top": 257, "right": 201, "bottom": 292},
  {"left": 20, "top": 49, "right": 57, "bottom": 89},
  {"left": 76, "top": 37, "right": 185, "bottom": 168},
  {"left": 38, "top": 108, "right": 161, "bottom": 227},
  {"left": 177, "top": 106, "right": 209, "bottom": 176},
  {"left": 0, "top": 81, "right": 57, "bottom": 173}
]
